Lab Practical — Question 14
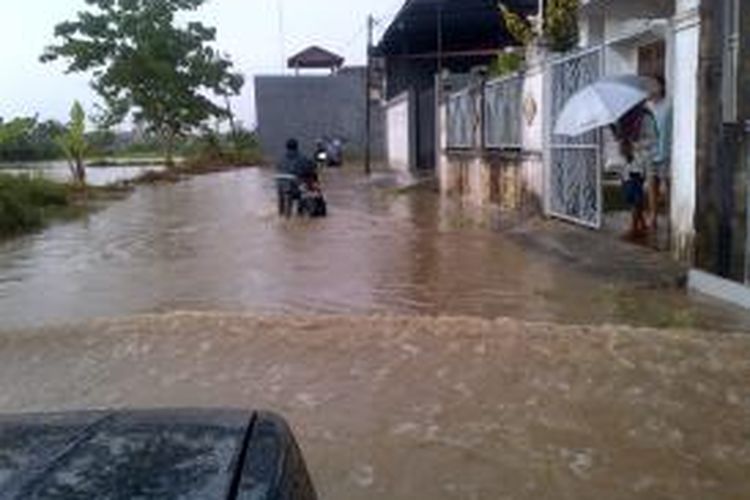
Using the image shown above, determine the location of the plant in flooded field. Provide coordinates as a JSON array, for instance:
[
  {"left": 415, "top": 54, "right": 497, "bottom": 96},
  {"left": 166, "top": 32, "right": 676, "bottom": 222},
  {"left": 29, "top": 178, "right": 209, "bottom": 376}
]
[
  {"left": 41, "top": 0, "right": 245, "bottom": 167},
  {"left": 57, "top": 101, "right": 89, "bottom": 186}
]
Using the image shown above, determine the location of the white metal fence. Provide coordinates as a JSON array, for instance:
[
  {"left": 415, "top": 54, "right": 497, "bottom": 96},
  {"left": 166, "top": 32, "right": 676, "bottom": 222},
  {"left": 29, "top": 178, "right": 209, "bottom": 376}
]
[
  {"left": 442, "top": 47, "right": 606, "bottom": 230},
  {"left": 484, "top": 74, "right": 524, "bottom": 149},
  {"left": 446, "top": 88, "right": 476, "bottom": 149}
]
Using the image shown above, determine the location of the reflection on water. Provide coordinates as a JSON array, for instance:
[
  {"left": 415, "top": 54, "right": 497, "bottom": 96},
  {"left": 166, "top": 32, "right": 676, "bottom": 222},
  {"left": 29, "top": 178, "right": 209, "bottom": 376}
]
[
  {"left": 0, "top": 168, "right": 749, "bottom": 330},
  {"left": 0, "top": 160, "right": 164, "bottom": 186}
]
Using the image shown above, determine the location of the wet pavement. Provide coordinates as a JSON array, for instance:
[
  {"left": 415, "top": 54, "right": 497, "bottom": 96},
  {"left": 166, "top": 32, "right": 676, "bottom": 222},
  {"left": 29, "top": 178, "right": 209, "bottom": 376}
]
[{"left": 1, "top": 167, "right": 749, "bottom": 331}]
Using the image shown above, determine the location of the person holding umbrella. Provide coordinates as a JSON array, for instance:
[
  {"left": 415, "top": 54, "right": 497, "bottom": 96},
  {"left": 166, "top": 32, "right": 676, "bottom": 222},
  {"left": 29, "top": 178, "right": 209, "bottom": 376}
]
[
  {"left": 554, "top": 74, "right": 660, "bottom": 239},
  {"left": 612, "top": 102, "right": 658, "bottom": 239}
]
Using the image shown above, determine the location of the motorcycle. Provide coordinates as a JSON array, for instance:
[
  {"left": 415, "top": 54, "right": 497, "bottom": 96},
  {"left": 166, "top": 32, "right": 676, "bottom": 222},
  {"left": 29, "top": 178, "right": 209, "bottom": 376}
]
[
  {"left": 314, "top": 137, "right": 343, "bottom": 168},
  {"left": 297, "top": 174, "right": 327, "bottom": 218}
]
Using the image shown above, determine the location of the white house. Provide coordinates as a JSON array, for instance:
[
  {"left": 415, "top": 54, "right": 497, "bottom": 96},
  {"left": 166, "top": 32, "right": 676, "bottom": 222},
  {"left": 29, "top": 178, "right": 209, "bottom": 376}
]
[{"left": 434, "top": 0, "right": 750, "bottom": 308}]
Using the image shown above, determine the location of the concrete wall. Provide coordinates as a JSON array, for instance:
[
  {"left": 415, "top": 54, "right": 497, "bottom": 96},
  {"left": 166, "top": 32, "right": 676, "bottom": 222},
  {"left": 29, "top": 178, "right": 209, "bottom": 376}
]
[
  {"left": 520, "top": 63, "right": 545, "bottom": 204},
  {"left": 255, "top": 67, "right": 384, "bottom": 161},
  {"left": 439, "top": 150, "right": 544, "bottom": 212},
  {"left": 386, "top": 92, "right": 411, "bottom": 173},
  {"left": 437, "top": 62, "right": 545, "bottom": 213},
  {"left": 670, "top": 2, "right": 700, "bottom": 261}
]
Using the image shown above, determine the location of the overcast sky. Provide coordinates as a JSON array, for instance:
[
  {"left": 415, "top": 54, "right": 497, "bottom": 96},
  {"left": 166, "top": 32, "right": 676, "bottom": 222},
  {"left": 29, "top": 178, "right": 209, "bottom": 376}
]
[{"left": 0, "top": 0, "right": 402, "bottom": 130}]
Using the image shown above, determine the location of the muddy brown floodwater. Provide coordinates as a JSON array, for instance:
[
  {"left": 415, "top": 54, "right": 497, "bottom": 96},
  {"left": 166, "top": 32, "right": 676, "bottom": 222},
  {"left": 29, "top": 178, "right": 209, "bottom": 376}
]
[
  {"left": 2, "top": 168, "right": 750, "bottom": 499},
  {"left": 0, "top": 167, "right": 749, "bottom": 330},
  {"left": 0, "top": 314, "right": 749, "bottom": 500}
]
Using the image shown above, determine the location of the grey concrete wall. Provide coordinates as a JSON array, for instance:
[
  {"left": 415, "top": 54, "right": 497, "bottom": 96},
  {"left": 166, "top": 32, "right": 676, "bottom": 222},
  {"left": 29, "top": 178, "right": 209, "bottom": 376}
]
[{"left": 255, "top": 67, "right": 384, "bottom": 162}]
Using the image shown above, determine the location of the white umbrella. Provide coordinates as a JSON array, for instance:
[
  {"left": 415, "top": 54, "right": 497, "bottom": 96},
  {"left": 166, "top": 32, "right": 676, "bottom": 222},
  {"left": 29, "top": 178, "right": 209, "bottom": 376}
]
[{"left": 553, "top": 75, "right": 657, "bottom": 137}]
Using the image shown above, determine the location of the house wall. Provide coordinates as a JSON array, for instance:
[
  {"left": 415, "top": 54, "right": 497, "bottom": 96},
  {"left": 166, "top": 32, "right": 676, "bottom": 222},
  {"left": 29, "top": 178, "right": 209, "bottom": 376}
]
[{"left": 255, "top": 67, "right": 385, "bottom": 161}]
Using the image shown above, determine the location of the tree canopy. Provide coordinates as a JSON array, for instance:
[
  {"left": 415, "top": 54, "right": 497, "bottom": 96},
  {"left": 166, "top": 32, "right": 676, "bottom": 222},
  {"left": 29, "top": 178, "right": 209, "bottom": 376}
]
[
  {"left": 0, "top": 117, "right": 65, "bottom": 162},
  {"left": 41, "top": 0, "right": 245, "bottom": 163}
]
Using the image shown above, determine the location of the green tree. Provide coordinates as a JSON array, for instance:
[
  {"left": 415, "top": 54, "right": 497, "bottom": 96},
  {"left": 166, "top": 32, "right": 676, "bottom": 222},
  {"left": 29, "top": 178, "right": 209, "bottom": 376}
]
[
  {"left": 544, "top": 0, "right": 579, "bottom": 52},
  {"left": 500, "top": 0, "right": 579, "bottom": 53},
  {"left": 58, "top": 101, "right": 88, "bottom": 185},
  {"left": 41, "top": 0, "right": 245, "bottom": 166},
  {"left": 0, "top": 117, "right": 64, "bottom": 162}
]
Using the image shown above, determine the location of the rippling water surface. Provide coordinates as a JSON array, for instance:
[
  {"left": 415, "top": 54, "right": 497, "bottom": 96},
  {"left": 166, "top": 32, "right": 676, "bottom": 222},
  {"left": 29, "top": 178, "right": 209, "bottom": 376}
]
[{"left": 1, "top": 167, "right": 748, "bottom": 330}]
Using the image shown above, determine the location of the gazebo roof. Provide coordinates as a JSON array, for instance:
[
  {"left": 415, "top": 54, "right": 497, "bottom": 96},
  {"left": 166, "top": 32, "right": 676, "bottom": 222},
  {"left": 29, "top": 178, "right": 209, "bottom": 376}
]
[{"left": 287, "top": 46, "right": 345, "bottom": 70}]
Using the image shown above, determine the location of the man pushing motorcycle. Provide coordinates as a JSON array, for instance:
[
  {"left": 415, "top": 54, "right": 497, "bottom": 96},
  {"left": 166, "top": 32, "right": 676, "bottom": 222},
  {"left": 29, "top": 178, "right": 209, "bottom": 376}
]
[{"left": 276, "top": 138, "right": 317, "bottom": 218}]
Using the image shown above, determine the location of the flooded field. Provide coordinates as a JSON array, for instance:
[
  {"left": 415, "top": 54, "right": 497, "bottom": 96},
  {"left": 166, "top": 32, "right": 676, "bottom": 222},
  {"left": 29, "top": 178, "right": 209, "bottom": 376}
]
[
  {"left": 1, "top": 167, "right": 749, "bottom": 331},
  {"left": 0, "top": 159, "right": 165, "bottom": 187}
]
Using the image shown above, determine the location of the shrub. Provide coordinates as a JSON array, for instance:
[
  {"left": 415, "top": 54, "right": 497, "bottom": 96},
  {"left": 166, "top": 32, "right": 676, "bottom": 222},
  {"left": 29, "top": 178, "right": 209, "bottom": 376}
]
[{"left": 0, "top": 174, "right": 70, "bottom": 236}]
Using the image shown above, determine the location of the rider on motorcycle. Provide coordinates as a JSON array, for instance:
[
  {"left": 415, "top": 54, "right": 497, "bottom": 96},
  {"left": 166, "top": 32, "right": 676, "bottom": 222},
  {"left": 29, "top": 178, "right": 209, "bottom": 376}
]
[
  {"left": 276, "top": 139, "right": 312, "bottom": 217},
  {"left": 276, "top": 138, "right": 316, "bottom": 217}
]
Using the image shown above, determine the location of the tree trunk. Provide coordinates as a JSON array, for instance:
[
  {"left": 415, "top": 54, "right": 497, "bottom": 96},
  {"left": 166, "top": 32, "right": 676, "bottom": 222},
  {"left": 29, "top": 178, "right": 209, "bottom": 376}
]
[
  {"left": 75, "top": 158, "right": 86, "bottom": 186},
  {"left": 165, "top": 130, "right": 176, "bottom": 168},
  {"left": 66, "top": 158, "right": 86, "bottom": 187}
]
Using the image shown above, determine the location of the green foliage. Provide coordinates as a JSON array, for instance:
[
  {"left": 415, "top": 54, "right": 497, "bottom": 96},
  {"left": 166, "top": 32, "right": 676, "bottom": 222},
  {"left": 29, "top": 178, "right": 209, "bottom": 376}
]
[
  {"left": 0, "top": 174, "right": 69, "bottom": 236},
  {"left": 544, "top": 0, "right": 580, "bottom": 53},
  {"left": 57, "top": 101, "right": 89, "bottom": 184},
  {"left": 499, "top": 0, "right": 580, "bottom": 53},
  {"left": 489, "top": 51, "right": 525, "bottom": 77},
  {"left": 183, "top": 127, "right": 263, "bottom": 170},
  {"left": 500, "top": 4, "right": 534, "bottom": 46},
  {"left": 41, "top": 0, "right": 245, "bottom": 164},
  {"left": 0, "top": 116, "right": 65, "bottom": 162},
  {"left": 87, "top": 129, "right": 118, "bottom": 157}
]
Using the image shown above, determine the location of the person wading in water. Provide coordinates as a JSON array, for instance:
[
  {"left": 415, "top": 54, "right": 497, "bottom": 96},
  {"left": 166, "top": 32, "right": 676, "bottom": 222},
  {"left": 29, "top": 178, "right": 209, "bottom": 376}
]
[{"left": 276, "top": 138, "right": 315, "bottom": 218}]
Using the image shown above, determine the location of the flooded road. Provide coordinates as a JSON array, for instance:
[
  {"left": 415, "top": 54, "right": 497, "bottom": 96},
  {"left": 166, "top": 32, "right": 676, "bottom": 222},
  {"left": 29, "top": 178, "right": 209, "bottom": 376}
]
[
  {"left": 2, "top": 169, "right": 750, "bottom": 499},
  {"left": 1, "top": 167, "right": 749, "bottom": 330},
  {"left": 1, "top": 313, "right": 748, "bottom": 500}
]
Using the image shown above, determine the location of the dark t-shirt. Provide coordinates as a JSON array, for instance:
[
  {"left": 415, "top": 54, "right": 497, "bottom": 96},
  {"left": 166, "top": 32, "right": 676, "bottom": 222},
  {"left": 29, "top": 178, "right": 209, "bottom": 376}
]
[{"left": 277, "top": 151, "right": 315, "bottom": 178}]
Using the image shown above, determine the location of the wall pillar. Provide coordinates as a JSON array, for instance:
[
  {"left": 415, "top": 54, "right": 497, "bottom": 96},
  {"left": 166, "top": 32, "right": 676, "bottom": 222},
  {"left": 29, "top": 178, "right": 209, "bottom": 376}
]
[{"left": 670, "top": 0, "right": 701, "bottom": 261}]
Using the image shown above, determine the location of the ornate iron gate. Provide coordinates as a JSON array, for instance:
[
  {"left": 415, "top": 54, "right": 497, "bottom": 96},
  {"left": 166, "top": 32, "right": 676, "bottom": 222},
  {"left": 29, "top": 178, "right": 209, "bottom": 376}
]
[{"left": 546, "top": 47, "right": 604, "bottom": 228}]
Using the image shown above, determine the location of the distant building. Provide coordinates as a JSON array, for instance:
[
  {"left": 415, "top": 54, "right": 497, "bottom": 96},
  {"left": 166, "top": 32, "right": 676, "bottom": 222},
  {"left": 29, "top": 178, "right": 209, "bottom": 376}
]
[
  {"left": 287, "top": 45, "right": 345, "bottom": 75},
  {"left": 255, "top": 46, "right": 384, "bottom": 161}
]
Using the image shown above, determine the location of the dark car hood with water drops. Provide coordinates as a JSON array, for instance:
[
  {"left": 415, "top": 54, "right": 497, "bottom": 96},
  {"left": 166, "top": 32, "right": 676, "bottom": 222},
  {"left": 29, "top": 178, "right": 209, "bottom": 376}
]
[{"left": 0, "top": 408, "right": 317, "bottom": 500}]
